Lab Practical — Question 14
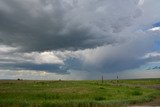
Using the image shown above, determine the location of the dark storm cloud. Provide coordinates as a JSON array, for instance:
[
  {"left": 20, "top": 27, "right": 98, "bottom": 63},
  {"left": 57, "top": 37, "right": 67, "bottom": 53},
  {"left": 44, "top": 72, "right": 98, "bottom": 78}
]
[
  {"left": 92, "top": 58, "right": 146, "bottom": 73},
  {"left": 0, "top": 62, "right": 68, "bottom": 74},
  {"left": 1, "top": 0, "right": 160, "bottom": 79},
  {"left": 0, "top": 0, "right": 140, "bottom": 52}
]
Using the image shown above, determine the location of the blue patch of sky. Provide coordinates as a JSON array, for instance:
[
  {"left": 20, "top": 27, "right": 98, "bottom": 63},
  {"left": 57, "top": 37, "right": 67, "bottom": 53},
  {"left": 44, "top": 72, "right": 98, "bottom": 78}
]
[
  {"left": 138, "top": 21, "right": 160, "bottom": 31},
  {"left": 138, "top": 62, "right": 160, "bottom": 70},
  {"left": 154, "top": 40, "right": 160, "bottom": 50},
  {"left": 152, "top": 21, "right": 160, "bottom": 51},
  {"left": 153, "top": 22, "right": 160, "bottom": 27}
]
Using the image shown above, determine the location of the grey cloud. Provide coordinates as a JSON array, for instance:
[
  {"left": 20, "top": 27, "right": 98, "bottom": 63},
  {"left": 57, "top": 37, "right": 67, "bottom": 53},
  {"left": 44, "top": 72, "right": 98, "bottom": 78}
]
[
  {"left": 0, "top": 48, "right": 68, "bottom": 73},
  {"left": 0, "top": 0, "right": 140, "bottom": 52},
  {"left": 0, "top": 29, "right": 160, "bottom": 75},
  {"left": 65, "top": 29, "right": 159, "bottom": 73},
  {"left": 1, "top": 0, "right": 160, "bottom": 79},
  {"left": 0, "top": 62, "right": 68, "bottom": 74}
]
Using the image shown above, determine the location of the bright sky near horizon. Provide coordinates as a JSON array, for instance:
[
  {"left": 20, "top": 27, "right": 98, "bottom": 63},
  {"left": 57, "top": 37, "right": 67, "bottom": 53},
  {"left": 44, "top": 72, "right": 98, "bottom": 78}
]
[{"left": 0, "top": 0, "right": 160, "bottom": 80}]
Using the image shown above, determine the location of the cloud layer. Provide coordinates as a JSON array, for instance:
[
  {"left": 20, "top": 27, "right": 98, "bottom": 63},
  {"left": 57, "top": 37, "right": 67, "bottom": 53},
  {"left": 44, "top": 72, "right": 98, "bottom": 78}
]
[
  {"left": 0, "top": 0, "right": 160, "bottom": 79},
  {"left": 0, "top": 0, "right": 141, "bottom": 51}
]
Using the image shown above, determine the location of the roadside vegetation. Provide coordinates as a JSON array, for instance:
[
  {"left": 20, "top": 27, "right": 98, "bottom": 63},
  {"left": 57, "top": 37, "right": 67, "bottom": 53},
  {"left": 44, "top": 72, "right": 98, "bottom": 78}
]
[{"left": 0, "top": 78, "right": 159, "bottom": 107}]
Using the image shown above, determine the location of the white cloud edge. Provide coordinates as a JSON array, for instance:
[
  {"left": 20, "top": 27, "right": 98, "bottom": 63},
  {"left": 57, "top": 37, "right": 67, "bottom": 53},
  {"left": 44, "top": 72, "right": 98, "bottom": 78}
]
[{"left": 149, "top": 27, "right": 160, "bottom": 31}]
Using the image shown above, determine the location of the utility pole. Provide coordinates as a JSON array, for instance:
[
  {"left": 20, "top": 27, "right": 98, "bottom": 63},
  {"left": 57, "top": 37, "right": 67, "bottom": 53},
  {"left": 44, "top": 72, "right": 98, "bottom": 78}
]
[
  {"left": 102, "top": 75, "right": 103, "bottom": 83},
  {"left": 117, "top": 75, "right": 119, "bottom": 84}
]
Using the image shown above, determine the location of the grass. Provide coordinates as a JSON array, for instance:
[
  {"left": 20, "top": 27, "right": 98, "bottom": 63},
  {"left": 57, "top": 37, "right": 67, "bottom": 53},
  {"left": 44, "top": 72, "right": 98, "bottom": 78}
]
[{"left": 0, "top": 79, "right": 159, "bottom": 107}]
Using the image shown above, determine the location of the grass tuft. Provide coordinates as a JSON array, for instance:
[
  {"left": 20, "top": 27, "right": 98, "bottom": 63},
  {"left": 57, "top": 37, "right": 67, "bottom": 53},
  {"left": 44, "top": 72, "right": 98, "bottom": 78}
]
[
  {"left": 95, "top": 96, "right": 106, "bottom": 101},
  {"left": 131, "top": 90, "right": 143, "bottom": 96}
]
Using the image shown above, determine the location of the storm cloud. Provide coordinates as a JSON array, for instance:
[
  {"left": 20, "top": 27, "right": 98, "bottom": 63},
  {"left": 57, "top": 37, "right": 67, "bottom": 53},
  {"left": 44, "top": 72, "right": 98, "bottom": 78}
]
[
  {"left": 0, "top": 0, "right": 160, "bottom": 79},
  {"left": 0, "top": 0, "right": 141, "bottom": 51}
]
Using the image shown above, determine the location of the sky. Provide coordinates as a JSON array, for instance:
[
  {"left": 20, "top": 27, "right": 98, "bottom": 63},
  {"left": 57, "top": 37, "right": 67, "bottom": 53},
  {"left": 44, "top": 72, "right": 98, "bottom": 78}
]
[{"left": 0, "top": 0, "right": 160, "bottom": 80}]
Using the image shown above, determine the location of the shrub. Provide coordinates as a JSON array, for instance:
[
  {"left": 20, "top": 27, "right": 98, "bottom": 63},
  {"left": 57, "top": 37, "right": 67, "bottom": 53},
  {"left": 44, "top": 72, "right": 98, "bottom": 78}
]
[
  {"left": 99, "top": 87, "right": 105, "bottom": 89},
  {"left": 131, "top": 90, "right": 143, "bottom": 96},
  {"left": 95, "top": 96, "right": 106, "bottom": 101}
]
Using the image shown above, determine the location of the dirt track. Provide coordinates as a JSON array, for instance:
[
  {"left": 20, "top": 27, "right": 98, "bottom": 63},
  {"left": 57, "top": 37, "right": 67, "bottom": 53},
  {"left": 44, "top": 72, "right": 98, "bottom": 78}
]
[
  {"left": 132, "top": 97, "right": 160, "bottom": 106},
  {"left": 131, "top": 85, "right": 160, "bottom": 106},
  {"left": 113, "top": 83, "right": 160, "bottom": 106}
]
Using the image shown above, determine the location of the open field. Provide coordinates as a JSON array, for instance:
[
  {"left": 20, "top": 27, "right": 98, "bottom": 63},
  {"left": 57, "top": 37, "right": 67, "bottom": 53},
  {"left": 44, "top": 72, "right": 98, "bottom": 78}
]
[{"left": 0, "top": 79, "right": 159, "bottom": 107}]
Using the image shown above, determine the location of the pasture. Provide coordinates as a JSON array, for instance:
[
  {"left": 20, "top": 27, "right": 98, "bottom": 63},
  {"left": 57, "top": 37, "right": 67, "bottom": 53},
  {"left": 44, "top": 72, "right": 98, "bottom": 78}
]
[{"left": 0, "top": 79, "right": 159, "bottom": 107}]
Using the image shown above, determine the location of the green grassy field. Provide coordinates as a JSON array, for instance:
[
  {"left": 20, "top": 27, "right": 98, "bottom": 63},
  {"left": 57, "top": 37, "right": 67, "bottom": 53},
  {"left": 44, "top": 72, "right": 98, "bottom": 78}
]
[{"left": 0, "top": 79, "right": 159, "bottom": 107}]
